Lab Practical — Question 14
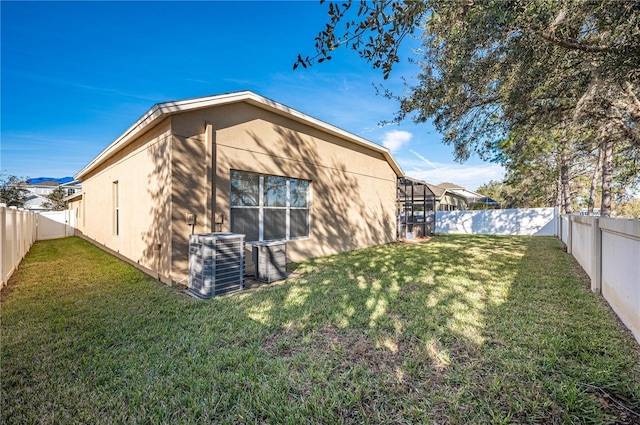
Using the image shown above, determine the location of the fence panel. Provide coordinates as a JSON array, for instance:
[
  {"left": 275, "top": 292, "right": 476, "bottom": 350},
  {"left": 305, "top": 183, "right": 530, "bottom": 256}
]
[
  {"left": 2, "top": 207, "right": 75, "bottom": 287},
  {"left": 436, "top": 207, "right": 557, "bottom": 236},
  {"left": 37, "top": 211, "right": 71, "bottom": 240},
  {"left": 4, "top": 208, "right": 16, "bottom": 284},
  {"left": 560, "top": 215, "right": 569, "bottom": 244},
  {"left": 1, "top": 206, "right": 38, "bottom": 288},
  {"left": 570, "top": 216, "right": 596, "bottom": 283},
  {"left": 560, "top": 215, "right": 639, "bottom": 345},
  {"left": 599, "top": 218, "right": 640, "bottom": 344}
]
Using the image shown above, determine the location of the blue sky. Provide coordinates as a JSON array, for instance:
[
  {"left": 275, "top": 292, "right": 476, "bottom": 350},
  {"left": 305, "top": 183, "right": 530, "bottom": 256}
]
[{"left": 1, "top": 1, "right": 503, "bottom": 190}]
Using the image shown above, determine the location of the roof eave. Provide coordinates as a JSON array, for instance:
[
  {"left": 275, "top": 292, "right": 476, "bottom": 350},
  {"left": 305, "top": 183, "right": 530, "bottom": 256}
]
[
  {"left": 64, "top": 192, "right": 83, "bottom": 202},
  {"left": 75, "top": 91, "right": 404, "bottom": 180}
]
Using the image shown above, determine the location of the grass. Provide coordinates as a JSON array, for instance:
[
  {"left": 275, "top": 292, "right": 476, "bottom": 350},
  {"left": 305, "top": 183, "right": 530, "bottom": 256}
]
[{"left": 2, "top": 235, "right": 639, "bottom": 424}]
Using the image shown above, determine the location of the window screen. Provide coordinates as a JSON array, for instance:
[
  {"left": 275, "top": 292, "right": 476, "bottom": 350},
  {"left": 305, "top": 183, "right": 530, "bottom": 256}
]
[
  {"left": 230, "top": 208, "right": 259, "bottom": 242},
  {"left": 230, "top": 170, "right": 310, "bottom": 242}
]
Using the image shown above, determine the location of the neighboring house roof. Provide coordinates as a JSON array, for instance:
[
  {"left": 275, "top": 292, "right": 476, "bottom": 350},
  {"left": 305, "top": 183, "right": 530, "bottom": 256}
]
[
  {"left": 30, "top": 181, "right": 59, "bottom": 187},
  {"left": 397, "top": 177, "right": 457, "bottom": 201},
  {"left": 27, "top": 177, "right": 74, "bottom": 185},
  {"left": 397, "top": 176, "right": 436, "bottom": 200},
  {"left": 60, "top": 180, "right": 81, "bottom": 187},
  {"left": 399, "top": 177, "right": 470, "bottom": 205},
  {"left": 425, "top": 183, "right": 447, "bottom": 199},
  {"left": 64, "top": 192, "right": 83, "bottom": 203},
  {"left": 437, "top": 182, "right": 484, "bottom": 203},
  {"left": 75, "top": 91, "right": 404, "bottom": 180},
  {"left": 437, "top": 182, "right": 463, "bottom": 190},
  {"left": 21, "top": 178, "right": 81, "bottom": 194},
  {"left": 24, "top": 194, "right": 50, "bottom": 210}
]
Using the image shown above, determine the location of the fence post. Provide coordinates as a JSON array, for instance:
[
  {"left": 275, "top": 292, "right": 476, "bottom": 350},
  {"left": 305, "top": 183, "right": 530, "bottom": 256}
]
[
  {"left": 15, "top": 209, "right": 21, "bottom": 262},
  {"left": 558, "top": 212, "right": 562, "bottom": 242},
  {"left": 566, "top": 215, "right": 573, "bottom": 254},
  {"left": 10, "top": 207, "right": 17, "bottom": 274},
  {"left": 18, "top": 210, "right": 25, "bottom": 261},
  {"left": 1, "top": 205, "right": 5, "bottom": 287},
  {"left": 591, "top": 217, "right": 602, "bottom": 293},
  {"left": 32, "top": 212, "right": 37, "bottom": 243}
]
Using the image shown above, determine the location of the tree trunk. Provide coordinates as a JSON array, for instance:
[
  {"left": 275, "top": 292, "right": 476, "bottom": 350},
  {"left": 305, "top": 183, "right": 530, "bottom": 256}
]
[
  {"left": 556, "top": 171, "right": 562, "bottom": 210},
  {"left": 600, "top": 137, "right": 614, "bottom": 217},
  {"left": 588, "top": 146, "right": 604, "bottom": 215},
  {"left": 560, "top": 141, "right": 572, "bottom": 214}
]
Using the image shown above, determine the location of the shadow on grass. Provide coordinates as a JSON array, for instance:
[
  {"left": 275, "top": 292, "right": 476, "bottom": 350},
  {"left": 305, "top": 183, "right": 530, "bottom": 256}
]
[{"left": 2, "top": 236, "right": 639, "bottom": 424}]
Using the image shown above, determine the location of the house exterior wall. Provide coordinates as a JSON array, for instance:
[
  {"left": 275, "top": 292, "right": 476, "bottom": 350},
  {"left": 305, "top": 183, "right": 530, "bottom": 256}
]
[
  {"left": 170, "top": 130, "right": 209, "bottom": 280},
  {"left": 76, "top": 99, "right": 398, "bottom": 284},
  {"left": 168, "top": 102, "right": 398, "bottom": 280},
  {"left": 437, "top": 193, "right": 467, "bottom": 211},
  {"left": 75, "top": 119, "right": 173, "bottom": 281}
]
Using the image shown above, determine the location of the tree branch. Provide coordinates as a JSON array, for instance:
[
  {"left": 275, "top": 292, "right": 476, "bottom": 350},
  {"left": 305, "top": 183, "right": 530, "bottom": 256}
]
[{"left": 540, "top": 33, "right": 610, "bottom": 53}]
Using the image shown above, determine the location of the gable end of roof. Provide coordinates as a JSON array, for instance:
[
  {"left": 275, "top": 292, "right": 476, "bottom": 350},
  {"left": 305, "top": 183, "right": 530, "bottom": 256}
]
[{"left": 75, "top": 91, "right": 404, "bottom": 180}]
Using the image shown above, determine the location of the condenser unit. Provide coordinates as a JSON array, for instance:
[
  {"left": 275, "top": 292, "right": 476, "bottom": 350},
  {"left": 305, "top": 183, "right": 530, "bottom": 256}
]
[
  {"left": 252, "top": 241, "right": 287, "bottom": 283},
  {"left": 187, "top": 233, "right": 245, "bottom": 299}
]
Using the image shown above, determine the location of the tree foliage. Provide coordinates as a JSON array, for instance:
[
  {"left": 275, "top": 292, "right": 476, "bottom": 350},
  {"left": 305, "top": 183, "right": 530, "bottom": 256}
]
[
  {"left": 42, "top": 187, "right": 68, "bottom": 211},
  {"left": 616, "top": 197, "right": 640, "bottom": 219},
  {"left": 0, "top": 175, "right": 29, "bottom": 208},
  {"left": 298, "top": 0, "right": 640, "bottom": 216}
]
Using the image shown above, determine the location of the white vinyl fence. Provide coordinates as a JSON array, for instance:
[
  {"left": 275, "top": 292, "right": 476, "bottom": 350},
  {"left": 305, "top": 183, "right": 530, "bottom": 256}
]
[
  {"left": 1, "top": 206, "right": 76, "bottom": 288},
  {"left": 37, "top": 210, "right": 76, "bottom": 240},
  {"left": 1, "top": 206, "right": 37, "bottom": 287},
  {"left": 436, "top": 207, "right": 558, "bottom": 236},
  {"left": 561, "top": 215, "right": 640, "bottom": 344}
]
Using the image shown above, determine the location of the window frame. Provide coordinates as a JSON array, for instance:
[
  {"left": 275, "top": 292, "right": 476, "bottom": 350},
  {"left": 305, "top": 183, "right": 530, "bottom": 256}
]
[
  {"left": 230, "top": 170, "right": 310, "bottom": 243},
  {"left": 113, "top": 181, "right": 119, "bottom": 236}
]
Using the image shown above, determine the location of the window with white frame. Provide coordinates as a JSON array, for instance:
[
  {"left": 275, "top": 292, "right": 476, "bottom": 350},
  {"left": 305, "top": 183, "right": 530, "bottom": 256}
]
[
  {"left": 230, "top": 170, "right": 310, "bottom": 242},
  {"left": 113, "top": 181, "right": 119, "bottom": 236}
]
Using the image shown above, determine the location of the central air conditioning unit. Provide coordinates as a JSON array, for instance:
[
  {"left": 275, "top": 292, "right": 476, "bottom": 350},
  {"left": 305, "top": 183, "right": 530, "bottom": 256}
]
[
  {"left": 252, "top": 241, "right": 287, "bottom": 282},
  {"left": 187, "top": 233, "right": 245, "bottom": 299}
]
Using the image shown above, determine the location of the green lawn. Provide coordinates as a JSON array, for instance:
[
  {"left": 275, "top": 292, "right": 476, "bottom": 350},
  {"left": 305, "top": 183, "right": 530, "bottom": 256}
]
[{"left": 2, "top": 236, "right": 639, "bottom": 424}]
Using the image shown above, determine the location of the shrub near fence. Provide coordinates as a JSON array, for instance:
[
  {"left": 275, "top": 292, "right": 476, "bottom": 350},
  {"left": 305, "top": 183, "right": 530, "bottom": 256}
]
[
  {"left": 1, "top": 205, "right": 37, "bottom": 288},
  {"left": 561, "top": 215, "right": 640, "bottom": 344}
]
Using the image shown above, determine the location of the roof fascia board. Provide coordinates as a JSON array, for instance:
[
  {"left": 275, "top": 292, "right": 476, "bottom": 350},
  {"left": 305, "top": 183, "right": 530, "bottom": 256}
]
[
  {"left": 64, "top": 192, "right": 83, "bottom": 202},
  {"left": 449, "top": 188, "right": 483, "bottom": 201},
  {"left": 75, "top": 91, "right": 403, "bottom": 180}
]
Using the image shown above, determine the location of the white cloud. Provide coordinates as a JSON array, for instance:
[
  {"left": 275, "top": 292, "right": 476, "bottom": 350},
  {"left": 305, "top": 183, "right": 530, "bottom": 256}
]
[
  {"left": 409, "top": 149, "right": 437, "bottom": 169},
  {"left": 381, "top": 130, "right": 413, "bottom": 152}
]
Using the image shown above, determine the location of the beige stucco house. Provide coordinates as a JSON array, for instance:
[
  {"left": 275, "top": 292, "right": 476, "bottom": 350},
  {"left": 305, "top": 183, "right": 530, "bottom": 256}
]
[{"left": 70, "top": 91, "right": 403, "bottom": 284}]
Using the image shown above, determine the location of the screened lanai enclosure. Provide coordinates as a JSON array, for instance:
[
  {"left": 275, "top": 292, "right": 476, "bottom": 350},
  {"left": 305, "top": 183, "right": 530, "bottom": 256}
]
[{"left": 397, "top": 177, "right": 436, "bottom": 239}]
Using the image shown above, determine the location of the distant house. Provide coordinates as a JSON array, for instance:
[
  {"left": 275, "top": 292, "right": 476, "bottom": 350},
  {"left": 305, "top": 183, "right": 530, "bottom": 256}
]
[
  {"left": 424, "top": 182, "right": 468, "bottom": 211},
  {"left": 23, "top": 193, "right": 50, "bottom": 211},
  {"left": 437, "top": 182, "right": 486, "bottom": 208},
  {"left": 20, "top": 177, "right": 82, "bottom": 211},
  {"left": 396, "top": 178, "right": 501, "bottom": 237},
  {"left": 396, "top": 177, "right": 487, "bottom": 237},
  {"left": 70, "top": 91, "right": 403, "bottom": 284}
]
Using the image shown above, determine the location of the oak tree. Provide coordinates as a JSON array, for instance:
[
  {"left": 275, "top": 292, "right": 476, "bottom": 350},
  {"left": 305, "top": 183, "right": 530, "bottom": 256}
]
[{"left": 297, "top": 0, "right": 640, "bottom": 216}]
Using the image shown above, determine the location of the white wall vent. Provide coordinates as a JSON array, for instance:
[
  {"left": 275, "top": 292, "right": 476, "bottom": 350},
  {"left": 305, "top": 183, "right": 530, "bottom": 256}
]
[{"left": 187, "top": 233, "right": 245, "bottom": 299}]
